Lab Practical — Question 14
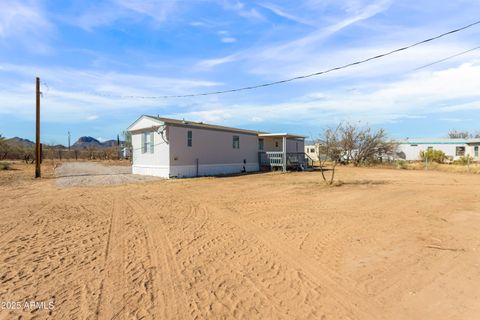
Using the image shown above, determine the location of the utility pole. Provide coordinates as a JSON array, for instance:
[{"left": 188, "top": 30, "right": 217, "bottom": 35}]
[
  {"left": 68, "top": 131, "right": 71, "bottom": 151},
  {"left": 35, "top": 77, "right": 41, "bottom": 178}
]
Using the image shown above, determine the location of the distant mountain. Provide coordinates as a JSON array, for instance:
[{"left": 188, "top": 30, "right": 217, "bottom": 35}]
[
  {"left": 3, "top": 136, "right": 123, "bottom": 150},
  {"left": 101, "top": 139, "right": 121, "bottom": 147},
  {"left": 50, "top": 144, "right": 67, "bottom": 149},
  {"left": 72, "top": 136, "right": 124, "bottom": 149},
  {"left": 72, "top": 136, "right": 103, "bottom": 149},
  {"left": 6, "top": 137, "right": 35, "bottom": 148}
]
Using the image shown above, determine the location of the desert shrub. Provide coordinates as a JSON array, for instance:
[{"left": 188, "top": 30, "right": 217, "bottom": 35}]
[
  {"left": 458, "top": 155, "right": 474, "bottom": 165},
  {"left": 420, "top": 149, "right": 445, "bottom": 163},
  {"left": 0, "top": 162, "right": 12, "bottom": 170},
  {"left": 396, "top": 160, "right": 408, "bottom": 169}
]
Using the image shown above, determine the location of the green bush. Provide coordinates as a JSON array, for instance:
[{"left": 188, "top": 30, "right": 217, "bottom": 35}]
[
  {"left": 396, "top": 160, "right": 408, "bottom": 169},
  {"left": 0, "top": 162, "right": 11, "bottom": 170},
  {"left": 420, "top": 149, "right": 445, "bottom": 163}
]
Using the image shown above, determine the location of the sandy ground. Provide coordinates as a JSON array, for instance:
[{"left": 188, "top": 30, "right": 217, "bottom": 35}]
[{"left": 0, "top": 162, "right": 479, "bottom": 319}]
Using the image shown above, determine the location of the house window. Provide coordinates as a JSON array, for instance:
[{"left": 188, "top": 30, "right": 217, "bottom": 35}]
[
  {"left": 142, "top": 132, "right": 154, "bottom": 153},
  {"left": 142, "top": 132, "right": 148, "bottom": 153},
  {"left": 310, "top": 148, "right": 315, "bottom": 153},
  {"left": 456, "top": 146, "right": 465, "bottom": 156},
  {"left": 258, "top": 138, "right": 264, "bottom": 150},
  {"left": 149, "top": 132, "right": 154, "bottom": 153},
  {"left": 410, "top": 144, "right": 418, "bottom": 147},
  {"left": 233, "top": 135, "right": 240, "bottom": 149},
  {"left": 475, "top": 146, "right": 479, "bottom": 157},
  {"left": 187, "top": 130, "right": 192, "bottom": 147},
  {"left": 275, "top": 141, "right": 279, "bottom": 148}
]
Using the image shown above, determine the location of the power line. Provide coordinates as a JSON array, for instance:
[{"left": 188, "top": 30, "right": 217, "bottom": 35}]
[
  {"left": 102, "top": 19, "right": 480, "bottom": 99},
  {"left": 46, "top": 19, "right": 480, "bottom": 100},
  {"left": 414, "top": 45, "right": 480, "bottom": 71}
]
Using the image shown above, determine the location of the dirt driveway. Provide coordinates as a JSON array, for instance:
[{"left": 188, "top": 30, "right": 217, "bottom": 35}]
[
  {"left": 54, "top": 162, "right": 161, "bottom": 187},
  {"left": 1, "top": 164, "right": 479, "bottom": 319}
]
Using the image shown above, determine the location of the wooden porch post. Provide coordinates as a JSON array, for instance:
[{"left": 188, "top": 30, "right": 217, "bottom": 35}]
[{"left": 282, "top": 136, "right": 286, "bottom": 172}]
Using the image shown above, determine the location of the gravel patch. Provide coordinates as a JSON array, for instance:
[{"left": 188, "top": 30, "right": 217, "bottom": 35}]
[{"left": 55, "top": 162, "right": 162, "bottom": 187}]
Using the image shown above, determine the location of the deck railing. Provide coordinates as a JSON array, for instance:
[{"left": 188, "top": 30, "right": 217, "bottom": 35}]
[{"left": 259, "top": 152, "right": 314, "bottom": 170}]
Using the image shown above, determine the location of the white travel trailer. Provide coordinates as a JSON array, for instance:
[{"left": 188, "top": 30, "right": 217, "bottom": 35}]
[
  {"left": 304, "top": 144, "right": 319, "bottom": 161},
  {"left": 127, "top": 115, "right": 309, "bottom": 178},
  {"left": 396, "top": 138, "right": 480, "bottom": 161}
]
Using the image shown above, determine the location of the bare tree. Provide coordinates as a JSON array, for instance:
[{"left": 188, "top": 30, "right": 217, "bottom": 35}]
[
  {"left": 315, "top": 123, "right": 395, "bottom": 184},
  {"left": 448, "top": 130, "right": 471, "bottom": 139},
  {"left": 350, "top": 127, "right": 393, "bottom": 166},
  {"left": 315, "top": 125, "right": 343, "bottom": 185},
  {"left": 335, "top": 123, "right": 396, "bottom": 166},
  {"left": 338, "top": 122, "right": 359, "bottom": 164}
]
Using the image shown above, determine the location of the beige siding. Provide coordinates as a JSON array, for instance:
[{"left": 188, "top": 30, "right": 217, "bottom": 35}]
[
  {"left": 262, "top": 137, "right": 304, "bottom": 153},
  {"left": 168, "top": 125, "right": 259, "bottom": 167}
]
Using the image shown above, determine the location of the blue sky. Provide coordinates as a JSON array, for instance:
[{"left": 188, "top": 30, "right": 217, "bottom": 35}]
[{"left": 0, "top": 0, "right": 479, "bottom": 144}]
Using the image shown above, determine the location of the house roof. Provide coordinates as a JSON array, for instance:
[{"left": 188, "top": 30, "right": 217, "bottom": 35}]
[
  {"left": 128, "top": 115, "right": 305, "bottom": 138},
  {"left": 397, "top": 138, "right": 469, "bottom": 145},
  {"left": 258, "top": 133, "right": 306, "bottom": 139},
  {"left": 144, "top": 115, "right": 266, "bottom": 135}
]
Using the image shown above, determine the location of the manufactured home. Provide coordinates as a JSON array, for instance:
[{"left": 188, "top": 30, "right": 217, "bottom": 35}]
[
  {"left": 397, "top": 138, "right": 480, "bottom": 161},
  {"left": 127, "top": 115, "right": 312, "bottom": 178}
]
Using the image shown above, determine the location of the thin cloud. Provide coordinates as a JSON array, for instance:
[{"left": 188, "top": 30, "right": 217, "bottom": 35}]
[
  {"left": 195, "top": 0, "right": 393, "bottom": 70},
  {"left": 0, "top": 1, "right": 54, "bottom": 52},
  {"left": 221, "top": 37, "right": 237, "bottom": 43},
  {"left": 258, "top": 3, "right": 317, "bottom": 27}
]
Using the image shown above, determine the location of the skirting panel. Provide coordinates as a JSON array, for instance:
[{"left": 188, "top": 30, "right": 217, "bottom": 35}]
[
  {"left": 132, "top": 165, "right": 169, "bottom": 178},
  {"left": 170, "top": 163, "right": 259, "bottom": 178}
]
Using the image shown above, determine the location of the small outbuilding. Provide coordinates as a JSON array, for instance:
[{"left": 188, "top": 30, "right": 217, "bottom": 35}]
[{"left": 127, "top": 115, "right": 311, "bottom": 178}]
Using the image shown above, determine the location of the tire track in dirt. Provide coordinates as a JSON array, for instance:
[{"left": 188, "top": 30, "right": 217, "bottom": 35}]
[
  {"left": 212, "top": 204, "right": 384, "bottom": 320},
  {"left": 96, "top": 193, "right": 163, "bottom": 320},
  {"left": 96, "top": 195, "right": 127, "bottom": 319},
  {"left": 167, "top": 200, "right": 338, "bottom": 319},
  {"left": 0, "top": 201, "right": 55, "bottom": 246},
  {"left": 126, "top": 197, "right": 190, "bottom": 320}
]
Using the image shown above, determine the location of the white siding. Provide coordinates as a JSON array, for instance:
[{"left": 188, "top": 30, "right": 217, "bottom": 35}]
[
  {"left": 305, "top": 144, "right": 319, "bottom": 161},
  {"left": 397, "top": 142, "right": 467, "bottom": 161},
  {"left": 131, "top": 130, "right": 170, "bottom": 178}
]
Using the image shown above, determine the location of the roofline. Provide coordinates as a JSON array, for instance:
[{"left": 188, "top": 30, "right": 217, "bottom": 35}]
[
  {"left": 258, "top": 133, "right": 306, "bottom": 139},
  {"left": 126, "top": 115, "right": 164, "bottom": 132},
  {"left": 397, "top": 141, "right": 468, "bottom": 145},
  {"left": 127, "top": 115, "right": 305, "bottom": 138},
  {"left": 144, "top": 115, "right": 264, "bottom": 136}
]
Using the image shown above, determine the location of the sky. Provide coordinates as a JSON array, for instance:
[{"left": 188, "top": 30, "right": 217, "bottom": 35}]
[{"left": 0, "top": 0, "right": 479, "bottom": 145}]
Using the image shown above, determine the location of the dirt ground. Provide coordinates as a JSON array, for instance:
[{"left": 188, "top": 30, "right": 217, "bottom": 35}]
[{"left": 1, "top": 162, "right": 479, "bottom": 319}]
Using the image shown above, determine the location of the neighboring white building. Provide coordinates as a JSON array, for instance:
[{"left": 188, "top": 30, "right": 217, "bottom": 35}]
[
  {"left": 127, "top": 115, "right": 307, "bottom": 178},
  {"left": 304, "top": 144, "right": 319, "bottom": 161},
  {"left": 397, "top": 138, "right": 480, "bottom": 161}
]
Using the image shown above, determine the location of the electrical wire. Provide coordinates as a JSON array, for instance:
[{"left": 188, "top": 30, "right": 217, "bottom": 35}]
[
  {"left": 414, "top": 45, "right": 480, "bottom": 71},
  {"left": 88, "top": 19, "right": 480, "bottom": 99}
]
